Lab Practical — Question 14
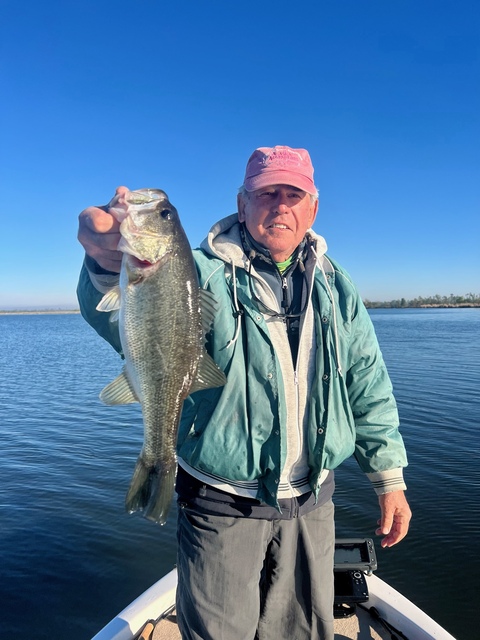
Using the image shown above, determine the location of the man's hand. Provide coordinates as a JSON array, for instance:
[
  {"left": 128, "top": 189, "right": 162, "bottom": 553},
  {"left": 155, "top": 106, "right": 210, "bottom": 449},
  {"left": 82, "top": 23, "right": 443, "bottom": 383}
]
[
  {"left": 77, "top": 186, "right": 128, "bottom": 272},
  {"left": 376, "top": 490, "right": 412, "bottom": 548}
]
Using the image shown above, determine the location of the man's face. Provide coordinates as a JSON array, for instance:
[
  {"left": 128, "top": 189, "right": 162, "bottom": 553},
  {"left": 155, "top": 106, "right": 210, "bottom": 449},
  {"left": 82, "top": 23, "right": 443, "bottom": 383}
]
[{"left": 238, "top": 184, "right": 318, "bottom": 262}]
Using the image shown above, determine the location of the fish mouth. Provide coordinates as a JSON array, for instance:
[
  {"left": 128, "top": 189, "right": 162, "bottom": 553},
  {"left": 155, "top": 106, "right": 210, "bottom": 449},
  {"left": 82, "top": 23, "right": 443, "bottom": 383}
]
[
  {"left": 119, "top": 240, "right": 161, "bottom": 268},
  {"left": 129, "top": 256, "right": 157, "bottom": 268}
]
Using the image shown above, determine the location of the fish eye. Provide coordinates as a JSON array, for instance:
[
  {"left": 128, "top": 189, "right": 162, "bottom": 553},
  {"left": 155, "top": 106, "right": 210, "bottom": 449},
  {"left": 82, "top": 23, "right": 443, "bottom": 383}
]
[{"left": 160, "top": 209, "right": 173, "bottom": 220}]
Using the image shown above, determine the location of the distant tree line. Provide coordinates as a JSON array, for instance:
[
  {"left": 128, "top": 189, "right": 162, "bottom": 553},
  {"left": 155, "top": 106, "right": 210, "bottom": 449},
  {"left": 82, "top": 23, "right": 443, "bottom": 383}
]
[{"left": 363, "top": 293, "right": 480, "bottom": 309}]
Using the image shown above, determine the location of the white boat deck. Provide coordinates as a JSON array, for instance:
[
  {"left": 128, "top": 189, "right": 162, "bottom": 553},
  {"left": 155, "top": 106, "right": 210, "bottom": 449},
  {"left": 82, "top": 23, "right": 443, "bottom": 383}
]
[
  {"left": 93, "top": 569, "right": 457, "bottom": 640},
  {"left": 148, "top": 606, "right": 388, "bottom": 639}
]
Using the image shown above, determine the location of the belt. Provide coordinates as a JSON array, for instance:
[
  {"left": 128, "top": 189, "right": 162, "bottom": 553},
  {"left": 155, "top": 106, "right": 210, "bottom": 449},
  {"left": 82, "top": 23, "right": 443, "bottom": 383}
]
[{"left": 175, "top": 466, "right": 334, "bottom": 520}]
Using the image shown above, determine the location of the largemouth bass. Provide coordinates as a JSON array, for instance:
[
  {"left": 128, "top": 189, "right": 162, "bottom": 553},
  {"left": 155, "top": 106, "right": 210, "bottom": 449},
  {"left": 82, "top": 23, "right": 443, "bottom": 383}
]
[{"left": 97, "top": 188, "right": 226, "bottom": 525}]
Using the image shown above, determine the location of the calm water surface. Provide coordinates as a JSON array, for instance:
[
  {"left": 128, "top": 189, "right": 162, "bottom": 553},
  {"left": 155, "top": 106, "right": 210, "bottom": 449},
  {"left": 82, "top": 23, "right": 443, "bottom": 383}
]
[{"left": 0, "top": 309, "right": 479, "bottom": 639}]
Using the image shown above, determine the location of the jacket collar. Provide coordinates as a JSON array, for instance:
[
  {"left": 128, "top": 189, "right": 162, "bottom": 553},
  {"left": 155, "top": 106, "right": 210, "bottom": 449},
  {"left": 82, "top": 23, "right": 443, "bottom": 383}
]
[{"left": 200, "top": 214, "right": 328, "bottom": 270}]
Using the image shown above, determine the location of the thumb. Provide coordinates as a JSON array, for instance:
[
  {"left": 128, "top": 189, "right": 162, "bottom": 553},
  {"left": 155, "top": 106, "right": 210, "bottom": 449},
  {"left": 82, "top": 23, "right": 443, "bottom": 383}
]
[
  {"left": 107, "top": 186, "right": 130, "bottom": 220},
  {"left": 380, "top": 510, "right": 393, "bottom": 535},
  {"left": 378, "top": 493, "right": 394, "bottom": 534}
]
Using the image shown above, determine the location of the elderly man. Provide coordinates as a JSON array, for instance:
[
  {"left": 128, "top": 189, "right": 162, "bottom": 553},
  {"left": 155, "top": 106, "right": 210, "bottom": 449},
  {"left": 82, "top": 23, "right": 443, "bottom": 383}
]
[{"left": 77, "top": 145, "right": 411, "bottom": 640}]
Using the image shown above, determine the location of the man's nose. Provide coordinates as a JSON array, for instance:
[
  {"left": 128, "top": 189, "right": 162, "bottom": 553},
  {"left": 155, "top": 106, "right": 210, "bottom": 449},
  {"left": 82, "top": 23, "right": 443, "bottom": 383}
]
[{"left": 273, "top": 197, "right": 290, "bottom": 214}]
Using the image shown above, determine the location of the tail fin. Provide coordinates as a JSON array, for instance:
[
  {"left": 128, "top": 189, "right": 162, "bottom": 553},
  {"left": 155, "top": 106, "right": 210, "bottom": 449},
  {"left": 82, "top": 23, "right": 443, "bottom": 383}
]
[{"left": 125, "top": 456, "right": 176, "bottom": 526}]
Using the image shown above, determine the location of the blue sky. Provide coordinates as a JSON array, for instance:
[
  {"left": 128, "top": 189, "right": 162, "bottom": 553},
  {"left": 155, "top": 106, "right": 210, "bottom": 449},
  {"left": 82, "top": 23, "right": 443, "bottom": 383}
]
[{"left": 1, "top": 0, "right": 478, "bottom": 308}]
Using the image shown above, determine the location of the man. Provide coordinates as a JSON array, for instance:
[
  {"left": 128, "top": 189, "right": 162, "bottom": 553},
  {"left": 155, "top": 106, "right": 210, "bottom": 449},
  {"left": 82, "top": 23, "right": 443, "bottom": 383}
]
[{"left": 77, "top": 145, "right": 411, "bottom": 640}]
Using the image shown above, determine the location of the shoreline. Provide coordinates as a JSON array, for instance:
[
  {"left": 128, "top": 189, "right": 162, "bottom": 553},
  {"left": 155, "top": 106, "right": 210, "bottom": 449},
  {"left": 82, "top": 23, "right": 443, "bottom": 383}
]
[
  {"left": 1, "top": 305, "right": 479, "bottom": 316},
  {"left": 364, "top": 303, "right": 480, "bottom": 310},
  {"left": 0, "top": 309, "right": 81, "bottom": 316},
  {"left": 418, "top": 303, "right": 480, "bottom": 308}
]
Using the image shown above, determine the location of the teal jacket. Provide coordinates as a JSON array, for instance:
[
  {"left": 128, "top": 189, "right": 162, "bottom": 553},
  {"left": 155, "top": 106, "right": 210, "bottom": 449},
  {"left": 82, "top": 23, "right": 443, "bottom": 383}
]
[{"left": 77, "top": 215, "right": 407, "bottom": 507}]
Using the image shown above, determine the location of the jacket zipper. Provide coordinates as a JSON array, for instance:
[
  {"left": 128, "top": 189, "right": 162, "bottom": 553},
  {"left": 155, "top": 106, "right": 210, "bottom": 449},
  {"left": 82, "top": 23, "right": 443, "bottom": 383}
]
[
  {"left": 281, "top": 276, "right": 289, "bottom": 313},
  {"left": 286, "top": 356, "right": 302, "bottom": 504}
]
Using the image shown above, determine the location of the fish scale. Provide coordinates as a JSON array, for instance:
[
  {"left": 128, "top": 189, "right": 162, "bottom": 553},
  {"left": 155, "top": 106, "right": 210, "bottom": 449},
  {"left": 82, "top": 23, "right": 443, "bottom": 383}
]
[{"left": 97, "top": 189, "right": 226, "bottom": 524}]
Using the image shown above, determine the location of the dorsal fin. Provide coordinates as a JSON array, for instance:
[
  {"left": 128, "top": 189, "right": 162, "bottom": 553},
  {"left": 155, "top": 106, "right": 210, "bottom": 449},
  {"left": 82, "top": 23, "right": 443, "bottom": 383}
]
[{"left": 199, "top": 288, "right": 218, "bottom": 335}]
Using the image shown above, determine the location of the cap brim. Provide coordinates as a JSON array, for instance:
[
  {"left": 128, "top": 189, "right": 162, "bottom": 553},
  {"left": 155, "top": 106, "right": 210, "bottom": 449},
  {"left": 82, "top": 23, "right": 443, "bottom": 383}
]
[{"left": 244, "top": 170, "right": 317, "bottom": 195}]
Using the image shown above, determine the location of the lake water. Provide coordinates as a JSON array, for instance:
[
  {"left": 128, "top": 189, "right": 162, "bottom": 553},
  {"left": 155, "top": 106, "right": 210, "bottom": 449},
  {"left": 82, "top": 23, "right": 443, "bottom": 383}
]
[{"left": 0, "top": 309, "right": 479, "bottom": 640}]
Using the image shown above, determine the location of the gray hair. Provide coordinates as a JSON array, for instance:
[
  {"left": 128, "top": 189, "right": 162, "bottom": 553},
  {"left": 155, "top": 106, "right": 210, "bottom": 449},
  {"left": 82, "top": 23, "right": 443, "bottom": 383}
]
[{"left": 238, "top": 185, "right": 319, "bottom": 204}]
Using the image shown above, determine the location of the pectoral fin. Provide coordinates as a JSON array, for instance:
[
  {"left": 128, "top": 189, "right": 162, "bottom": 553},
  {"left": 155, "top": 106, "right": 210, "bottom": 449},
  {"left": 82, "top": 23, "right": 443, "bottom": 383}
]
[
  {"left": 99, "top": 368, "right": 139, "bottom": 405},
  {"left": 96, "top": 286, "right": 121, "bottom": 322},
  {"left": 97, "top": 286, "right": 121, "bottom": 312}
]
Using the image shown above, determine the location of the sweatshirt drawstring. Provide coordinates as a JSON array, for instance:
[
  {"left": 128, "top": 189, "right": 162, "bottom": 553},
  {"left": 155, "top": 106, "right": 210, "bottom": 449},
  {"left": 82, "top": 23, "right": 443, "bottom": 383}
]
[
  {"left": 222, "top": 245, "right": 341, "bottom": 367},
  {"left": 201, "top": 263, "right": 242, "bottom": 349},
  {"left": 311, "top": 246, "right": 343, "bottom": 377},
  {"left": 226, "top": 262, "right": 243, "bottom": 348}
]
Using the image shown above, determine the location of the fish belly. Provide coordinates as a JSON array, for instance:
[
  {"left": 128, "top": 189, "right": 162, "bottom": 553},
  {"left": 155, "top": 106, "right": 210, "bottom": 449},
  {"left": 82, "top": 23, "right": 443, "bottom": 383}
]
[{"left": 121, "top": 257, "right": 203, "bottom": 524}]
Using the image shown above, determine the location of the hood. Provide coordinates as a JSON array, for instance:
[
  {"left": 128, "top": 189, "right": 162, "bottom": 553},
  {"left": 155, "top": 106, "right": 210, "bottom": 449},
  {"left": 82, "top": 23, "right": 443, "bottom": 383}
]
[
  {"left": 199, "top": 214, "right": 340, "bottom": 374},
  {"left": 199, "top": 213, "right": 329, "bottom": 267}
]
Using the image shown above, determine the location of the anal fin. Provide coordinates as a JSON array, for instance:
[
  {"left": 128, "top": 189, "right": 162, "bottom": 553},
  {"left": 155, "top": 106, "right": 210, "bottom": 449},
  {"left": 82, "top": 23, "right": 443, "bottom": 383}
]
[
  {"left": 99, "top": 368, "right": 139, "bottom": 405},
  {"left": 189, "top": 349, "right": 227, "bottom": 394}
]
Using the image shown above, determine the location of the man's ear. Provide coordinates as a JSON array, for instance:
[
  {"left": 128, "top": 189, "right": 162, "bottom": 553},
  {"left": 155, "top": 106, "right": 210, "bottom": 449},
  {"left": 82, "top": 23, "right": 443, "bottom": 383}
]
[
  {"left": 237, "top": 193, "right": 246, "bottom": 222},
  {"left": 310, "top": 198, "right": 319, "bottom": 226}
]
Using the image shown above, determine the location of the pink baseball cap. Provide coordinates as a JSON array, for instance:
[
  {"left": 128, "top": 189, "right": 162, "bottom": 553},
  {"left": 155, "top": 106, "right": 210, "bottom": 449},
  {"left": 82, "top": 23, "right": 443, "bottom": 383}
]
[{"left": 243, "top": 145, "right": 317, "bottom": 195}]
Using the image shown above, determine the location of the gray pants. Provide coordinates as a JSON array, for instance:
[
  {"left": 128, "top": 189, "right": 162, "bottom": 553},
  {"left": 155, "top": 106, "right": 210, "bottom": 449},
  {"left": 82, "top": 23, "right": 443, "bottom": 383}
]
[{"left": 176, "top": 500, "right": 335, "bottom": 640}]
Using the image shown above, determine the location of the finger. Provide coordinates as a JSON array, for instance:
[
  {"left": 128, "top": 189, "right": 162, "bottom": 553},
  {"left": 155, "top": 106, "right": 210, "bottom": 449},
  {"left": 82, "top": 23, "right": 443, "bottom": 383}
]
[
  {"left": 80, "top": 207, "right": 120, "bottom": 235},
  {"left": 378, "top": 527, "right": 404, "bottom": 548},
  {"left": 79, "top": 224, "right": 121, "bottom": 252},
  {"left": 77, "top": 188, "right": 129, "bottom": 272},
  {"left": 376, "top": 514, "right": 410, "bottom": 547},
  {"left": 78, "top": 213, "right": 121, "bottom": 254},
  {"left": 380, "top": 511, "right": 393, "bottom": 536},
  {"left": 79, "top": 233, "right": 122, "bottom": 272},
  {"left": 95, "top": 254, "right": 123, "bottom": 273},
  {"left": 78, "top": 210, "right": 122, "bottom": 272},
  {"left": 107, "top": 185, "right": 130, "bottom": 210},
  {"left": 377, "top": 491, "right": 412, "bottom": 547},
  {"left": 107, "top": 186, "right": 131, "bottom": 221}
]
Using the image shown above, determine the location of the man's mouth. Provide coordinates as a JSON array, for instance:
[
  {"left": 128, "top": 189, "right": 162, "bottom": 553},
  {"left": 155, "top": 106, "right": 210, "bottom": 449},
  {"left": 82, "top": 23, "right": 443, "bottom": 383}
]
[{"left": 270, "top": 223, "right": 289, "bottom": 230}]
